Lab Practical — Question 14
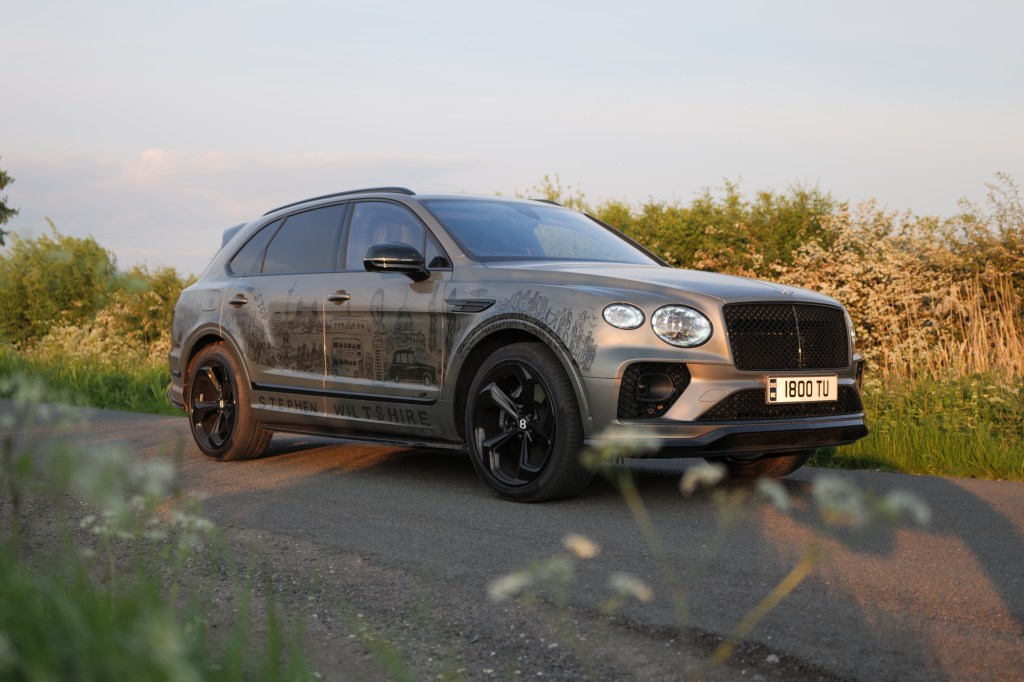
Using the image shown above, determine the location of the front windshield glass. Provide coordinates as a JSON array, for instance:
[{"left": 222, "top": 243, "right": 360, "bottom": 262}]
[{"left": 421, "top": 199, "right": 658, "bottom": 265}]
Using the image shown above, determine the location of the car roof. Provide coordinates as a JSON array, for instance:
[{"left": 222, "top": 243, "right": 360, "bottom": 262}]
[{"left": 262, "top": 188, "right": 563, "bottom": 217}]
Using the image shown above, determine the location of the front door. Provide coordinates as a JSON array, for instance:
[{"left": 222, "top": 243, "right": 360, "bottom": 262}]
[{"left": 321, "top": 200, "right": 449, "bottom": 438}]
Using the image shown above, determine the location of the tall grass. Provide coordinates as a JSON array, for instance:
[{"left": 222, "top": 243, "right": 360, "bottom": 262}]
[
  {"left": 813, "top": 377, "right": 1024, "bottom": 480},
  {"left": 0, "top": 346, "right": 178, "bottom": 415}
]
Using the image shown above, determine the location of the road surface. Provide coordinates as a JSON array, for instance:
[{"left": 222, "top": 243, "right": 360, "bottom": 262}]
[{"left": 3, "top": 401, "right": 1023, "bottom": 681}]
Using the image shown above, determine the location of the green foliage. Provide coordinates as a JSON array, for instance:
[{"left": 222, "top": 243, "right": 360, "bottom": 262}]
[
  {"left": 0, "top": 156, "right": 17, "bottom": 247},
  {"left": 0, "top": 221, "right": 117, "bottom": 345},
  {"left": 524, "top": 176, "right": 842, "bottom": 276},
  {"left": 601, "top": 182, "right": 842, "bottom": 276}
]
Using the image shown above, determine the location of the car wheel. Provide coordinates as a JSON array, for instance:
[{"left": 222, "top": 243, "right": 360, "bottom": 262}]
[
  {"left": 186, "top": 342, "right": 270, "bottom": 461},
  {"left": 423, "top": 372, "right": 433, "bottom": 387},
  {"left": 714, "top": 451, "right": 813, "bottom": 479},
  {"left": 466, "top": 342, "right": 591, "bottom": 502}
]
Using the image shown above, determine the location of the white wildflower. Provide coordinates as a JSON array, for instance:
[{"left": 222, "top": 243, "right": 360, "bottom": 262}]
[
  {"left": 487, "top": 571, "right": 533, "bottom": 603},
  {"left": 608, "top": 572, "right": 653, "bottom": 603},
  {"left": 563, "top": 534, "right": 599, "bottom": 559},
  {"left": 812, "top": 475, "right": 869, "bottom": 528},
  {"left": 680, "top": 462, "right": 726, "bottom": 496},
  {"left": 879, "top": 490, "right": 931, "bottom": 526},
  {"left": 756, "top": 478, "right": 792, "bottom": 512}
]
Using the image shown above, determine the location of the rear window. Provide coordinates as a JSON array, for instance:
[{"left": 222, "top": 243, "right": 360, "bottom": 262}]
[{"left": 262, "top": 205, "right": 345, "bottom": 275}]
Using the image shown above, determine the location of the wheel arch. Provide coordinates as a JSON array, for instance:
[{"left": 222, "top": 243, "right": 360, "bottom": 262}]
[
  {"left": 445, "top": 315, "right": 595, "bottom": 441},
  {"left": 181, "top": 326, "right": 252, "bottom": 402}
]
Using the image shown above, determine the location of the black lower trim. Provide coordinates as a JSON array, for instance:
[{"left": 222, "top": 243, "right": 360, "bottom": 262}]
[
  {"left": 262, "top": 423, "right": 463, "bottom": 450},
  {"left": 252, "top": 382, "right": 436, "bottom": 406},
  {"left": 647, "top": 423, "right": 869, "bottom": 458}
]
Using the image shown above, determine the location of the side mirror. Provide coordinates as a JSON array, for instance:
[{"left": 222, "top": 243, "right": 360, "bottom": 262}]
[{"left": 364, "top": 243, "right": 430, "bottom": 282}]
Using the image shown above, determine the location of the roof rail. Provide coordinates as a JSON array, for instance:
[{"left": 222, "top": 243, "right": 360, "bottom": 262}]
[
  {"left": 531, "top": 198, "right": 563, "bottom": 207},
  {"left": 263, "top": 187, "right": 416, "bottom": 215}
]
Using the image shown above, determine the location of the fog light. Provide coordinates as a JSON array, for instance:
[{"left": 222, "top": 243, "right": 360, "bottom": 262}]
[{"left": 636, "top": 373, "right": 674, "bottom": 402}]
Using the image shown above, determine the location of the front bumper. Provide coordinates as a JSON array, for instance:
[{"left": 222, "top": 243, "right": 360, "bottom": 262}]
[{"left": 583, "top": 414, "right": 868, "bottom": 459}]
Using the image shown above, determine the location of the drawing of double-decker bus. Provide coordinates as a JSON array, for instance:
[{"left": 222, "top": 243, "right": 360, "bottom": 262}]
[{"left": 330, "top": 337, "right": 363, "bottom": 377}]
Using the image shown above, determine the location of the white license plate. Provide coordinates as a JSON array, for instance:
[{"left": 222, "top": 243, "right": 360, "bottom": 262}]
[{"left": 767, "top": 376, "right": 838, "bottom": 404}]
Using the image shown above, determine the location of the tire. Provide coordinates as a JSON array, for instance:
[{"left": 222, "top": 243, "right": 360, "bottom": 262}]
[
  {"left": 186, "top": 342, "right": 271, "bottom": 461},
  {"left": 465, "top": 342, "right": 591, "bottom": 502},
  {"left": 714, "top": 450, "right": 813, "bottom": 480},
  {"left": 423, "top": 372, "right": 433, "bottom": 387}
]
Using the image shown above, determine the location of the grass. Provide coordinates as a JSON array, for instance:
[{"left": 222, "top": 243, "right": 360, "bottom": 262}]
[
  {"left": 812, "top": 375, "right": 1024, "bottom": 481},
  {"left": 0, "top": 346, "right": 180, "bottom": 416}
]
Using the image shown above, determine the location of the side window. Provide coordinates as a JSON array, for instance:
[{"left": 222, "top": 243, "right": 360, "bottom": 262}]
[
  {"left": 345, "top": 202, "right": 425, "bottom": 271},
  {"left": 263, "top": 205, "right": 345, "bottom": 275},
  {"left": 229, "top": 219, "right": 281, "bottom": 276}
]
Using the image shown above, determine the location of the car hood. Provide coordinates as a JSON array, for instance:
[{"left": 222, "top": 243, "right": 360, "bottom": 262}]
[{"left": 482, "top": 262, "right": 839, "bottom": 306}]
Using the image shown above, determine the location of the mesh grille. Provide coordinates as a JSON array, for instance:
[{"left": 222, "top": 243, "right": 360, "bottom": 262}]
[
  {"left": 697, "top": 386, "right": 863, "bottom": 421},
  {"left": 724, "top": 303, "right": 849, "bottom": 370},
  {"left": 617, "top": 363, "right": 691, "bottom": 419}
]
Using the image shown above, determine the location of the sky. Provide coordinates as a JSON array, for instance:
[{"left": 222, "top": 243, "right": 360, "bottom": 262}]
[{"left": 2, "top": 0, "right": 1022, "bottom": 276}]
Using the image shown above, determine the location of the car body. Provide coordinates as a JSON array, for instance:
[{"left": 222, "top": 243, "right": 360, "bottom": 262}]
[{"left": 168, "top": 187, "right": 867, "bottom": 501}]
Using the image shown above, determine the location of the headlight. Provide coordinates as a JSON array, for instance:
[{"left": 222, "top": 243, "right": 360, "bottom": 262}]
[
  {"left": 844, "top": 309, "right": 857, "bottom": 348},
  {"left": 652, "top": 305, "right": 712, "bottom": 347},
  {"left": 603, "top": 303, "right": 645, "bottom": 330}
]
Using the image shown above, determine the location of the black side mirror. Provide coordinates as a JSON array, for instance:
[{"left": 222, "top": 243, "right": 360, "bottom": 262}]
[{"left": 364, "top": 243, "right": 429, "bottom": 282}]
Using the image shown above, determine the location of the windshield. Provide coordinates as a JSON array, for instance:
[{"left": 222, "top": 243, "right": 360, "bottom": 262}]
[{"left": 421, "top": 199, "right": 658, "bottom": 265}]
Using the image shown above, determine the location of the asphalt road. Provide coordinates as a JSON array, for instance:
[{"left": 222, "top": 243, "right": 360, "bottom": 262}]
[{"left": 4, "top": 401, "right": 1023, "bottom": 681}]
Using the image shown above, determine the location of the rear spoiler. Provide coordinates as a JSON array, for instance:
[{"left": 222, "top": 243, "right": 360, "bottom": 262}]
[{"left": 220, "top": 223, "right": 246, "bottom": 250}]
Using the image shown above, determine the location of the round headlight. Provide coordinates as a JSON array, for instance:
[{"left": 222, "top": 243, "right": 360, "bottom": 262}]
[
  {"left": 603, "top": 303, "right": 645, "bottom": 330},
  {"left": 652, "top": 306, "right": 712, "bottom": 347}
]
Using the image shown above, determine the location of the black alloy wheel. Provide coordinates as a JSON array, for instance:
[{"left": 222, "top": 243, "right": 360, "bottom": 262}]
[
  {"left": 467, "top": 343, "right": 590, "bottom": 502},
  {"left": 190, "top": 358, "right": 236, "bottom": 451},
  {"left": 186, "top": 342, "right": 271, "bottom": 461}
]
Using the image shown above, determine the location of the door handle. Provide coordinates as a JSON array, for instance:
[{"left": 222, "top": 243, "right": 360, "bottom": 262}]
[
  {"left": 228, "top": 294, "right": 248, "bottom": 307},
  {"left": 328, "top": 290, "right": 351, "bottom": 304}
]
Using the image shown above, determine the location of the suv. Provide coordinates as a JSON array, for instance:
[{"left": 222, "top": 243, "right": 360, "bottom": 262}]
[{"left": 168, "top": 187, "right": 867, "bottom": 501}]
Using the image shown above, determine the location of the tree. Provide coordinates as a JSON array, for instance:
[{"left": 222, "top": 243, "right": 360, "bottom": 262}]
[
  {"left": 0, "top": 221, "right": 117, "bottom": 345},
  {"left": 0, "top": 156, "right": 17, "bottom": 247}
]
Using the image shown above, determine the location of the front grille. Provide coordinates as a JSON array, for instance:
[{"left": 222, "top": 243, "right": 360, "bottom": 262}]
[
  {"left": 697, "top": 386, "right": 863, "bottom": 421},
  {"left": 617, "top": 363, "right": 691, "bottom": 419},
  {"left": 724, "top": 303, "right": 849, "bottom": 370}
]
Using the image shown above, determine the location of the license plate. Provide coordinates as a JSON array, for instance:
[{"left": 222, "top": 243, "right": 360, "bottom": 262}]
[{"left": 767, "top": 376, "right": 838, "bottom": 404}]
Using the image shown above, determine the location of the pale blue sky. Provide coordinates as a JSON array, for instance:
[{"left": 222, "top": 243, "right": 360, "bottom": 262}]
[{"left": 3, "top": 0, "right": 1022, "bottom": 275}]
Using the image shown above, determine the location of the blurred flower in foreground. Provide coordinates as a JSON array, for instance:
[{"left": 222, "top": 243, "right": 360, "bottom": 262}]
[
  {"left": 680, "top": 462, "right": 726, "bottom": 496},
  {"left": 812, "top": 475, "right": 869, "bottom": 527},
  {"left": 756, "top": 478, "right": 792, "bottom": 512},
  {"left": 879, "top": 490, "right": 931, "bottom": 526},
  {"left": 563, "top": 534, "right": 600, "bottom": 559},
  {"left": 608, "top": 572, "right": 653, "bottom": 603}
]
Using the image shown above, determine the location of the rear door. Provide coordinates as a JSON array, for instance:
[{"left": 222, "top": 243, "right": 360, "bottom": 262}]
[{"left": 222, "top": 203, "right": 348, "bottom": 423}]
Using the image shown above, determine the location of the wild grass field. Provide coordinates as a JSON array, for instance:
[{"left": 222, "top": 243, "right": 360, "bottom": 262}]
[{"left": 1, "top": 176, "right": 1022, "bottom": 479}]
